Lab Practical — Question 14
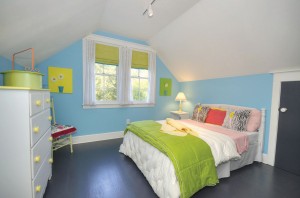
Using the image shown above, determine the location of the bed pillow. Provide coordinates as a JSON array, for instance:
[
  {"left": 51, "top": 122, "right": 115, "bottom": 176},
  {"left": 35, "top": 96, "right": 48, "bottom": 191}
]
[
  {"left": 191, "top": 104, "right": 210, "bottom": 122},
  {"left": 230, "top": 109, "right": 251, "bottom": 131},
  {"left": 205, "top": 109, "right": 226, "bottom": 126},
  {"left": 222, "top": 108, "right": 235, "bottom": 129},
  {"left": 246, "top": 109, "right": 261, "bottom": 132}
]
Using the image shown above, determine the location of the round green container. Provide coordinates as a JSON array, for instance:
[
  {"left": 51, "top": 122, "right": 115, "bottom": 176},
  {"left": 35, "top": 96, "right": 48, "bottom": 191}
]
[{"left": 0, "top": 70, "right": 44, "bottom": 89}]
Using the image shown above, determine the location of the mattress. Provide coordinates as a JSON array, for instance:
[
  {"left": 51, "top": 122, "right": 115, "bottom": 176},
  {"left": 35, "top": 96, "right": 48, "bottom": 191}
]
[{"left": 119, "top": 121, "right": 259, "bottom": 198}]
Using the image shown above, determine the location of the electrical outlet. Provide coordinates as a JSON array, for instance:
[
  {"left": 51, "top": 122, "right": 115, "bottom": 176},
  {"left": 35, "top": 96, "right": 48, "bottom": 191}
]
[{"left": 126, "top": 119, "right": 130, "bottom": 124}]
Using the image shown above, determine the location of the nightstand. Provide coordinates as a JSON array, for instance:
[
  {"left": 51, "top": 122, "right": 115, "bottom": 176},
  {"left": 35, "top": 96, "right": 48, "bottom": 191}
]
[{"left": 170, "top": 111, "right": 189, "bottom": 120}]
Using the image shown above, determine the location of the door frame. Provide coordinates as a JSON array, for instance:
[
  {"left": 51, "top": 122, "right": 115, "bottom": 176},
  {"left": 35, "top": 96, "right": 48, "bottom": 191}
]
[{"left": 266, "top": 70, "right": 300, "bottom": 166}]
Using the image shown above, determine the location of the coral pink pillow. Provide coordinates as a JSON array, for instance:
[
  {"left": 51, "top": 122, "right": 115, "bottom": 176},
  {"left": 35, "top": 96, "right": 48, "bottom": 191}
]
[
  {"left": 246, "top": 109, "right": 261, "bottom": 132},
  {"left": 205, "top": 109, "right": 227, "bottom": 126}
]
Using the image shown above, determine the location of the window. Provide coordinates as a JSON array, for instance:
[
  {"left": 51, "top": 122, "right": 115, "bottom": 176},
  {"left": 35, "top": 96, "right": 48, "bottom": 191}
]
[
  {"left": 130, "top": 50, "right": 149, "bottom": 103},
  {"left": 95, "top": 63, "right": 117, "bottom": 102},
  {"left": 83, "top": 34, "right": 156, "bottom": 108},
  {"left": 131, "top": 68, "right": 149, "bottom": 102},
  {"left": 94, "top": 43, "right": 119, "bottom": 104}
]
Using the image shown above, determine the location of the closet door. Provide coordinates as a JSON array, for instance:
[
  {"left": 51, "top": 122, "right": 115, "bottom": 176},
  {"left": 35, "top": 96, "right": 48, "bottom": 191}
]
[{"left": 275, "top": 81, "right": 300, "bottom": 176}]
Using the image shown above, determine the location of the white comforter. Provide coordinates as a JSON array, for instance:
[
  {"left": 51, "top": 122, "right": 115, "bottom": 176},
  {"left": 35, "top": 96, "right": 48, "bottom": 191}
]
[
  {"left": 171, "top": 121, "right": 241, "bottom": 166},
  {"left": 119, "top": 120, "right": 241, "bottom": 198}
]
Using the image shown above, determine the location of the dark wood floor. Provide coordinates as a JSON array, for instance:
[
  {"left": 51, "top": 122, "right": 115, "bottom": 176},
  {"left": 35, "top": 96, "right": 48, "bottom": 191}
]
[{"left": 44, "top": 139, "right": 300, "bottom": 198}]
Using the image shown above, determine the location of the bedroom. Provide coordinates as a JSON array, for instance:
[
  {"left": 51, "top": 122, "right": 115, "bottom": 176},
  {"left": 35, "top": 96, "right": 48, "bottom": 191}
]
[{"left": 0, "top": 0, "right": 300, "bottom": 198}]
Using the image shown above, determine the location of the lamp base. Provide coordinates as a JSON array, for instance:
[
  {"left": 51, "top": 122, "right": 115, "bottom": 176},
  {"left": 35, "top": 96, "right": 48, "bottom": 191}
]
[{"left": 178, "top": 101, "right": 182, "bottom": 112}]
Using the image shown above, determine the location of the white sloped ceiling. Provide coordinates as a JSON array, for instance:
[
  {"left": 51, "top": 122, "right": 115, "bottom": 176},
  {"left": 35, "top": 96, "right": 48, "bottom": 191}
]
[
  {"left": 1, "top": 0, "right": 299, "bottom": 81},
  {"left": 0, "top": 0, "right": 108, "bottom": 65},
  {"left": 0, "top": 0, "right": 200, "bottom": 66},
  {"left": 149, "top": 0, "right": 300, "bottom": 81}
]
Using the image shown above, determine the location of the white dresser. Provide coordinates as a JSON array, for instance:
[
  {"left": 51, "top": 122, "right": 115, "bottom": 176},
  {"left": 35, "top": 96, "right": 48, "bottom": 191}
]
[{"left": 0, "top": 88, "right": 52, "bottom": 198}]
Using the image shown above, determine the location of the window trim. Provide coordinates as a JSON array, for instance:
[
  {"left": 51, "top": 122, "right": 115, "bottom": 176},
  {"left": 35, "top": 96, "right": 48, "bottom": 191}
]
[{"left": 82, "top": 34, "right": 156, "bottom": 109}]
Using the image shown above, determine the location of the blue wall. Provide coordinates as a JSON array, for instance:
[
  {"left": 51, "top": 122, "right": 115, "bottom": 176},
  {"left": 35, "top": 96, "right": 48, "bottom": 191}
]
[
  {"left": 180, "top": 74, "right": 273, "bottom": 153},
  {"left": 0, "top": 56, "right": 12, "bottom": 85},
  {"left": 36, "top": 31, "right": 179, "bottom": 136},
  {"left": 0, "top": 55, "right": 31, "bottom": 85},
  {"left": 0, "top": 56, "right": 24, "bottom": 85},
  {"left": 1, "top": 33, "right": 273, "bottom": 154}
]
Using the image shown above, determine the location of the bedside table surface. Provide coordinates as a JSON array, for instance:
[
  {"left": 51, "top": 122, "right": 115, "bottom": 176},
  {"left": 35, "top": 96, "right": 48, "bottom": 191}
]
[{"left": 170, "top": 111, "right": 188, "bottom": 115}]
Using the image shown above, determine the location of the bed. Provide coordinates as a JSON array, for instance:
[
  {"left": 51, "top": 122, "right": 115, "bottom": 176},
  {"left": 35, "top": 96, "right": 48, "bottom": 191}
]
[{"left": 119, "top": 104, "right": 266, "bottom": 198}]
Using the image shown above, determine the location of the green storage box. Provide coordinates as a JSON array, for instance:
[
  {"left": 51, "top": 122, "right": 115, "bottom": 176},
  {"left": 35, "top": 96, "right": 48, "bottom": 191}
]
[{"left": 0, "top": 70, "right": 43, "bottom": 89}]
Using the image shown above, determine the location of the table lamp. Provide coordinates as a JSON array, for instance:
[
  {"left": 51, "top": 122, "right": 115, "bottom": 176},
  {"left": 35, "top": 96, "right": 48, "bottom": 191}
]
[{"left": 175, "top": 92, "right": 187, "bottom": 112}]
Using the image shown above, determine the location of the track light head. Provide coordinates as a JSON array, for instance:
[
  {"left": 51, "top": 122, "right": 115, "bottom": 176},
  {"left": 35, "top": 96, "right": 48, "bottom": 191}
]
[{"left": 148, "top": 4, "right": 154, "bottom": 17}]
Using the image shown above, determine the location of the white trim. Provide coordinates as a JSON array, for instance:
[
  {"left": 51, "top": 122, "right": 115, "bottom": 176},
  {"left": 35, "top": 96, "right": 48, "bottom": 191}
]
[
  {"left": 73, "top": 131, "right": 124, "bottom": 144},
  {"left": 84, "top": 34, "right": 155, "bottom": 53},
  {"left": 262, "top": 154, "right": 270, "bottom": 165},
  {"left": 269, "top": 68, "right": 300, "bottom": 74},
  {"left": 255, "top": 108, "right": 265, "bottom": 163},
  {"left": 266, "top": 70, "right": 300, "bottom": 166}
]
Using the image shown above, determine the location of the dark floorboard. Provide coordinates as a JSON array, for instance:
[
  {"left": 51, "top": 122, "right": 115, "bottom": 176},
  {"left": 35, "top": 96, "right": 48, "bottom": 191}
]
[{"left": 44, "top": 139, "right": 300, "bottom": 198}]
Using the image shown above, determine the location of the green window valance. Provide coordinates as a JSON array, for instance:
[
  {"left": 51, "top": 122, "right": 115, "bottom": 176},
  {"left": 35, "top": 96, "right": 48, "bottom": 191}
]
[
  {"left": 132, "top": 50, "right": 148, "bottom": 70},
  {"left": 95, "top": 43, "right": 119, "bottom": 65}
]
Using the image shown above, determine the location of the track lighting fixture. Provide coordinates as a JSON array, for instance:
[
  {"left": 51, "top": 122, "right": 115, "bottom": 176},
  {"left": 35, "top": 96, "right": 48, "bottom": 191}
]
[
  {"left": 148, "top": 4, "right": 154, "bottom": 17},
  {"left": 143, "top": 0, "right": 156, "bottom": 17}
]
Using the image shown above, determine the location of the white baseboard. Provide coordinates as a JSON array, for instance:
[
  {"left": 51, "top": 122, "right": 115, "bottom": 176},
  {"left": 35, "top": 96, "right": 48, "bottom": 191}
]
[{"left": 72, "top": 131, "right": 124, "bottom": 145}]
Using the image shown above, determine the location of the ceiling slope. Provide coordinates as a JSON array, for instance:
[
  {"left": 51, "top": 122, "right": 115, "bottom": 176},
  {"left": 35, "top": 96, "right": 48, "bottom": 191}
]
[
  {"left": 98, "top": 0, "right": 200, "bottom": 41},
  {"left": 149, "top": 0, "right": 300, "bottom": 81},
  {"left": 0, "top": 0, "right": 200, "bottom": 66},
  {"left": 0, "top": 0, "right": 108, "bottom": 66}
]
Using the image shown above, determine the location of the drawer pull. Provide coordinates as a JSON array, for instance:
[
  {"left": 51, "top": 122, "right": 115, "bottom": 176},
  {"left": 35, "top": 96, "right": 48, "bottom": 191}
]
[
  {"left": 33, "top": 127, "right": 40, "bottom": 133},
  {"left": 34, "top": 156, "right": 41, "bottom": 163},
  {"left": 35, "top": 185, "right": 41, "bottom": 192},
  {"left": 46, "top": 98, "right": 51, "bottom": 103},
  {"left": 48, "top": 116, "right": 52, "bottom": 121},
  {"left": 48, "top": 158, "right": 53, "bottom": 164},
  {"left": 48, "top": 136, "right": 53, "bottom": 142},
  {"left": 35, "top": 100, "right": 42, "bottom": 106}
]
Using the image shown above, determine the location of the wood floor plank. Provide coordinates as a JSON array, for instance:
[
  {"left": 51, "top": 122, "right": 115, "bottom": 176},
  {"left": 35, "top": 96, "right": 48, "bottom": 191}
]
[{"left": 44, "top": 139, "right": 300, "bottom": 198}]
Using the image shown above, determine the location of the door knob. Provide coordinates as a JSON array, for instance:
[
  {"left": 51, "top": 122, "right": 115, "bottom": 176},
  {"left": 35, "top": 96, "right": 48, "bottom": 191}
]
[{"left": 280, "top": 107, "right": 288, "bottom": 113}]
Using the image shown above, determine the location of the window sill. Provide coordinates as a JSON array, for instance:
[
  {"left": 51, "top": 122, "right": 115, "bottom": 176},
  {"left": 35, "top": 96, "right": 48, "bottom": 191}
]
[{"left": 82, "top": 103, "right": 155, "bottom": 109}]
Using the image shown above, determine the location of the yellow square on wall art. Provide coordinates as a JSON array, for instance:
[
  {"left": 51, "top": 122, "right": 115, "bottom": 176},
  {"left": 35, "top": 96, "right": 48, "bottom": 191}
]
[{"left": 48, "top": 67, "right": 73, "bottom": 93}]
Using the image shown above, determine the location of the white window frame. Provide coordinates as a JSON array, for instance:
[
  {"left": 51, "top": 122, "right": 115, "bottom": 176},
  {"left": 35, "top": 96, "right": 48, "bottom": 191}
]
[{"left": 82, "top": 34, "right": 156, "bottom": 109}]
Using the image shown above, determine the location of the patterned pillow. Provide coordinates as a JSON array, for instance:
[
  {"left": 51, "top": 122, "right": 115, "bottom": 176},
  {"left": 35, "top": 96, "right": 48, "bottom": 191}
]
[
  {"left": 230, "top": 110, "right": 251, "bottom": 131},
  {"left": 192, "top": 104, "right": 210, "bottom": 122},
  {"left": 222, "top": 108, "right": 236, "bottom": 129}
]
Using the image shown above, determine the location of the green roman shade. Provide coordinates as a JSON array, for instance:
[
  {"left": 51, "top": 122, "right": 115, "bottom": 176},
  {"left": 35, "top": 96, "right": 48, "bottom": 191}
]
[
  {"left": 132, "top": 50, "right": 149, "bottom": 70},
  {"left": 95, "top": 43, "right": 119, "bottom": 65}
]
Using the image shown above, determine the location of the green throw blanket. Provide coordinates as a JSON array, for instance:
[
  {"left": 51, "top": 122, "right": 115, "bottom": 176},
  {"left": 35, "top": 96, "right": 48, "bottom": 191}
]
[{"left": 125, "top": 120, "right": 219, "bottom": 198}]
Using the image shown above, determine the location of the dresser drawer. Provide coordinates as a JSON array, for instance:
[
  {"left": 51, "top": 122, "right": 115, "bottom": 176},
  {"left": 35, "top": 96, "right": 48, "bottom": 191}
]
[
  {"left": 32, "top": 152, "right": 52, "bottom": 198},
  {"left": 31, "top": 128, "right": 52, "bottom": 179},
  {"left": 30, "top": 93, "right": 44, "bottom": 116},
  {"left": 43, "top": 93, "right": 51, "bottom": 109},
  {"left": 30, "top": 109, "right": 51, "bottom": 146}
]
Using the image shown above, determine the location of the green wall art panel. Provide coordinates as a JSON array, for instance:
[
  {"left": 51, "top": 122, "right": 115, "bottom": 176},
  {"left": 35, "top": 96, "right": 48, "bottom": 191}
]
[{"left": 160, "top": 78, "right": 172, "bottom": 96}]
